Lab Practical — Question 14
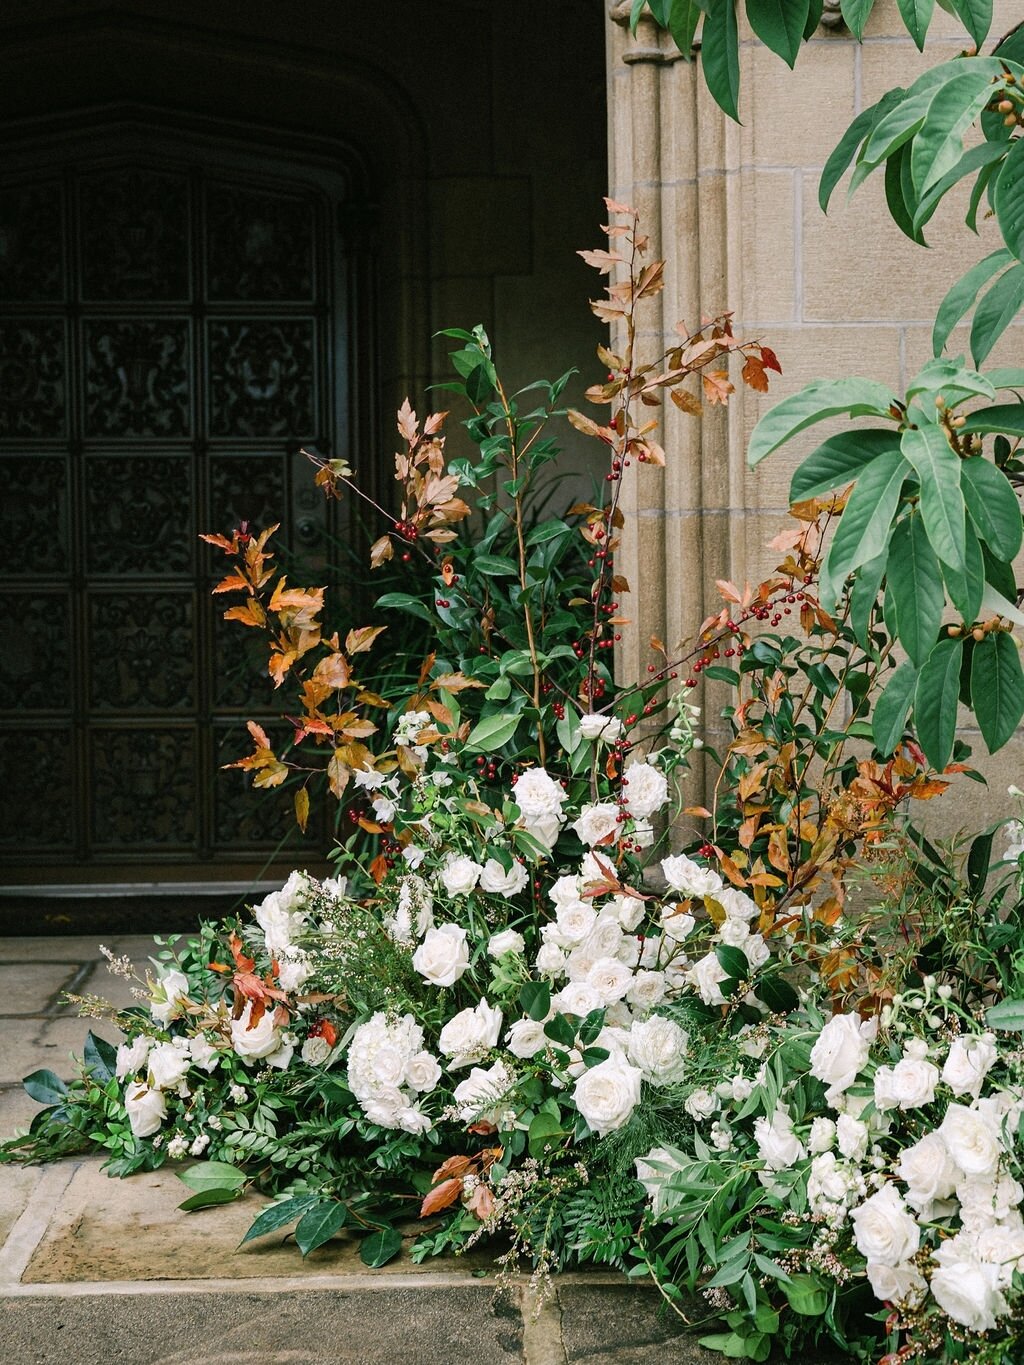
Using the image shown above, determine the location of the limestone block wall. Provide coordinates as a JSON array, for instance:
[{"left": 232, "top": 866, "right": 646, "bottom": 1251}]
[{"left": 606, "top": 0, "right": 1024, "bottom": 829}]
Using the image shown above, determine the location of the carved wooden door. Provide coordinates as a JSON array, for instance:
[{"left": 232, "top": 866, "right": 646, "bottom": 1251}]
[{"left": 0, "top": 154, "right": 342, "bottom": 877}]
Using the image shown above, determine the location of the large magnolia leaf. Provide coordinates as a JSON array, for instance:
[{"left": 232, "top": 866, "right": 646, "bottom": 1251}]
[
  {"left": 900, "top": 424, "right": 965, "bottom": 571},
  {"left": 748, "top": 379, "right": 895, "bottom": 467}
]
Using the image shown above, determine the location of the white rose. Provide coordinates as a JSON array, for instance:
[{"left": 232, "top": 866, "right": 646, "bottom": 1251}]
[
  {"left": 264, "top": 1035, "right": 295, "bottom": 1071},
  {"left": 488, "top": 928, "right": 526, "bottom": 958},
  {"left": 939, "top": 1103, "right": 1003, "bottom": 1177},
  {"left": 301, "top": 1035, "right": 332, "bottom": 1065},
  {"left": 549, "top": 875, "right": 583, "bottom": 908},
  {"left": 684, "top": 1086, "right": 718, "bottom": 1120},
  {"left": 715, "top": 888, "right": 760, "bottom": 922},
  {"left": 438, "top": 999, "right": 503, "bottom": 1068},
  {"left": 124, "top": 1082, "right": 166, "bottom": 1138},
  {"left": 535, "top": 942, "right": 567, "bottom": 976},
  {"left": 513, "top": 767, "right": 566, "bottom": 820},
  {"left": 661, "top": 906, "right": 696, "bottom": 943},
  {"left": 452, "top": 1060, "right": 514, "bottom": 1125},
  {"left": 554, "top": 901, "right": 597, "bottom": 944},
  {"left": 506, "top": 1018, "right": 549, "bottom": 1058},
  {"left": 717, "top": 917, "right": 751, "bottom": 948},
  {"left": 439, "top": 853, "right": 483, "bottom": 898},
  {"left": 277, "top": 956, "right": 311, "bottom": 993},
  {"left": 897, "top": 1131, "right": 958, "bottom": 1211},
  {"left": 255, "top": 892, "right": 305, "bottom": 955},
  {"left": 147, "top": 1040, "right": 191, "bottom": 1092},
  {"left": 479, "top": 858, "right": 529, "bottom": 898},
  {"left": 754, "top": 1105, "right": 806, "bottom": 1171},
  {"left": 524, "top": 814, "right": 564, "bottom": 850},
  {"left": 632, "top": 820, "right": 655, "bottom": 849},
  {"left": 579, "top": 713, "right": 624, "bottom": 743},
  {"left": 889, "top": 1055, "right": 940, "bottom": 1109},
  {"left": 412, "top": 923, "right": 470, "bottom": 987},
  {"left": 609, "top": 893, "right": 645, "bottom": 932},
  {"left": 809, "top": 1013, "right": 870, "bottom": 1098},
  {"left": 626, "top": 970, "right": 667, "bottom": 1012},
  {"left": 362, "top": 1088, "right": 405, "bottom": 1128},
  {"left": 850, "top": 1185, "right": 920, "bottom": 1267},
  {"left": 742, "top": 935, "right": 770, "bottom": 971},
  {"left": 836, "top": 1114, "right": 869, "bottom": 1162},
  {"left": 572, "top": 802, "right": 621, "bottom": 847},
  {"left": 688, "top": 951, "right": 730, "bottom": 1006},
  {"left": 808, "top": 1118, "right": 837, "bottom": 1154},
  {"left": 397, "top": 1104, "right": 432, "bottom": 1135},
  {"left": 660, "top": 854, "right": 722, "bottom": 899},
  {"left": 808, "top": 1152, "right": 859, "bottom": 1213},
  {"left": 404, "top": 1051, "right": 442, "bottom": 1093},
  {"left": 930, "top": 1260, "right": 1009, "bottom": 1332},
  {"left": 150, "top": 968, "right": 190, "bottom": 1026},
  {"left": 552, "top": 982, "right": 602, "bottom": 1017},
  {"left": 115, "top": 1035, "right": 151, "bottom": 1080},
  {"left": 873, "top": 1066, "right": 901, "bottom": 1111},
  {"left": 573, "top": 1056, "right": 642, "bottom": 1136},
  {"left": 628, "top": 1015, "right": 688, "bottom": 1084},
  {"left": 586, "top": 957, "right": 634, "bottom": 1006},
  {"left": 231, "top": 1001, "right": 284, "bottom": 1061},
  {"left": 943, "top": 1035, "right": 999, "bottom": 1098},
  {"left": 957, "top": 1170, "right": 1024, "bottom": 1230},
  {"left": 865, "top": 1261, "right": 927, "bottom": 1309},
  {"left": 622, "top": 760, "right": 669, "bottom": 819}
]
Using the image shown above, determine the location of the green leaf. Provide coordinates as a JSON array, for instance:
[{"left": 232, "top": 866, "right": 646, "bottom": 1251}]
[
  {"left": 783, "top": 1273, "right": 829, "bottom": 1315},
  {"left": 528, "top": 1110, "right": 566, "bottom": 1158},
  {"left": 900, "top": 424, "right": 965, "bottom": 571},
  {"left": 473, "top": 553, "right": 519, "bottom": 577},
  {"left": 863, "top": 89, "right": 931, "bottom": 166},
  {"left": 756, "top": 975, "right": 799, "bottom": 1014},
  {"left": 915, "top": 636, "right": 964, "bottom": 770},
  {"left": 962, "top": 457, "right": 1023, "bottom": 560},
  {"left": 896, "top": 0, "right": 935, "bottom": 48},
  {"left": 819, "top": 449, "right": 909, "bottom": 607},
  {"left": 819, "top": 90, "right": 904, "bottom": 211},
  {"left": 910, "top": 68, "right": 998, "bottom": 197},
  {"left": 239, "top": 1195, "right": 322, "bottom": 1246},
  {"left": 701, "top": 0, "right": 740, "bottom": 122},
  {"left": 986, "top": 998, "right": 1024, "bottom": 1030},
  {"left": 789, "top": 429, "right": 898, "bottom": 502},
  {"left": 374, "top": 592, "right": 435, "bottom": 625},
  {"left": 971, "top": 264, "right": 1024, "bottom": 366},
  {"left": 630, "top": 0, "right": 648, "bottom": 32},
  {"left": 466, "top": 711, "right": 522, "bottom": 753},
  {"left": 178, "top": 1160, "right": 247, "bottom": 1195},
  {"left": 83, "top": 1032, "right": 118, "bottom": 1085},
  {"left": 996, "top": 132, "right": 1024, "bottom": 263},
  {"left": 913, "top": 140, "right": 1008, "bottom": 231},
  {"left": 839, "top": 0, "right": 877, "bottom": 37},
  {"left": 944, "top": 0, "right": 992, "bottom": 46},
  {"left": 906, "top": 356, "right": 996, "bottom": 408},
  {"left": 22, "top": 1069, "right": 69, "bottom": 1106},
  {"left": 360, "top": 1226, "right": 404, "bottom": 1268},
  {"left": 525, "top": 518, "right": 570, "bottom": 546},
  {"left": 967, "top": 827, "right": 995, "bottom": 896},
  {"left": 745, "top": 0, "right": 809, "bottom": 67},
  {"left": 850, "top": 549, "right": 888, "bottom": 648},
  {"left": 971, "top": 630, "right": 1024, "bottom": 751},
  {"left": 942, "top": 523, "right": 985, "bottom": 623},
  {"left": 519, "top": 980, "right": 551, "bottom": 1022},
  {"left": 295, "top": 1201, "right": 349, "bottom": 1257},
  {"left": 872, "top": 660, "right": 919, "bottom": 755},
  {"left": 178, "top": 1188, "right": 241, "bottom": 1212},
  {"left": 667, "top": 0, "right": 701, "bottom": 53},
  {"left": 933, "top": 248, "right": 1014, "bottom": 355},
  {"left": 963, "top": 402, "right": 1024, "bottom": 437},
  {"left": 544, "top": 1013, "right": 577, "bottom": 1047},
  {"left": 887, "top": 515, "right": 943, "bottom": 665},
  {"left": 886, "top": 141, "right": 925, "bottom": 244},
  {"left": 748, "top": 379, "right": 895, "bottom": 466},
  {"left": 716, "top": 943, "right": 750, "bottom": 983}
]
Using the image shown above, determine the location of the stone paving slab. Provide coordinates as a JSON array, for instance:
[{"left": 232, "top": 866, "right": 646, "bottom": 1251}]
[
  {"left": 0, "top": 1016, "right": 122, "bottom": 1086},
  {"left": 0, "top": 963, "right": 85, "bottom": 1015}
]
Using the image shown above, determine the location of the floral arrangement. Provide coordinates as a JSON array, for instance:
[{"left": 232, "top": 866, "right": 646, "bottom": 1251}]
[{"left": 7, "top": 204, "right": 1024, "bottom": 1365}]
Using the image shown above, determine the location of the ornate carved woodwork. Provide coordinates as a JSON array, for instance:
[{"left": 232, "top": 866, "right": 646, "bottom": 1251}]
[{"left": 0, "top": 155, "right": 339, "bottom": 869}]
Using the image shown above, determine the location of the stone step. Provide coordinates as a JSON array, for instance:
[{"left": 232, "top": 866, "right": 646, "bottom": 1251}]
[{"left": 0, "top": 1158, "right": 716, "bottom": 1365}]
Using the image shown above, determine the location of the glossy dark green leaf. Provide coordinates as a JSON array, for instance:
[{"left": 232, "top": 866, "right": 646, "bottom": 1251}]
[
  {"left": 932, "top": 248, "right": 1013, "bottom": 355},
  {"left": 839, "top": 0, "right": 877, "bottom": 38},
  {"left": 943, "top": 0, "right": 992, "bottom": 46},
  {"left": 544, "top": 1013, "right": 577, "bottom": 1047},
  {"left": 22, "top": 1069, "right": 69, "bottom": 1106},
  {"left": 967, "top": 827, "right": 995, "bottom": 897},
  {"left": 83, "top": 1032, "right": 118, "bottom": 1084},
  {"left": 178, "top": 1188, "right": 241, "bottom": 1212},
  {"left": 745, "top": 0, "right": 809, "bottom": 67},
  {"left": 913, "top": 140, "right": 1008, "bottom": 232},
  {"left": 900, "top": 424, "right": 965, "bottom": 571},
  {"left": 850, "top": 549, "right": 888, "bottom": 649},
  {"left": 995, "top": 131, "right": 1024, "bottom": 263},
  {"left": 914, "top": 636, "right": 964, "bottom": 770},
  {"left": 716, "top": 943, "right": 750, "bottom": 983},
  {"left": 295, "top": 1201, "right": 349, "bottom": 1257},
  {"left": 790, "top": 430, "right": 898, "bottom": 503},
  {"left": 971, "top": 263, "right": 1024, "bottom": 366},
  {"left": 519, "top": 980, "right": 551, "bottom": 1023},
  {"left": 466, "top": 711, "right": 521, "bottom": 752},
  {"left": 360, "top": 1226, "right": 404, "bottom": 1268},
  {"left": 872, "top": 660, "right": 919, "bottom": 755},
  {"left": 239, "top": 1195, "right": 322, "bottom": 1247},
  {"left": 755, "top": 975, "right": 799, "bottom": 1014},
  {"left": 803, "top": 0, "right": 824, "bottom": 38},
  {"left": 886, "top": 142, "right": 925, "bottom": 244},
  {"left": 941, "top": 523, "right": 985, "bottom": 624},
  {"left": 888, "top": 515, "right": 943, "bottom": 664},
  {"left": 179, "top": 1160, "right": 247, "bottom": 1194},
  {"left": 963, "top": 402, "right": 1024, "bottom": 438},
  {"left": 910, "top": 67, "right": 1002, "bottom": 198},
  {"left": 783, "top": 1273, "right": 829, "bottom": 1316},
  {"left": 971, "top": 630, "right": 1024, "bottom": 751},
  {"left": 701, "top": 0, "right": 740, "bottom": 122},
  {"left": 667, "top": 0, "right": 701, "bottom": 54},
  {"left": 961, "top": 456, "right": 1023, "bottom": 560}
]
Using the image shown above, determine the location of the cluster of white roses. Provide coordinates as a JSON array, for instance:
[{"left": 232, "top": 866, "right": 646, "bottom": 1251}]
[
  {"left": 252, "top": 869, "right": 347, "bottom": 993},
  {"left": 638, "top": 1003, "right": 1024, "bottom": 1341},
  {"left": 346, "top": 1011, "right": 441, "bottom": 1133}
]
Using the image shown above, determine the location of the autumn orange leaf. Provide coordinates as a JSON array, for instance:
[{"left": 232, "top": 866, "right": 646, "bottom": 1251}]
[{"left": 420, "top": 1178, "right": 463, "bottom": 1218}]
